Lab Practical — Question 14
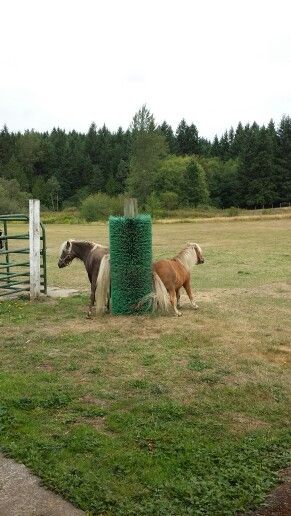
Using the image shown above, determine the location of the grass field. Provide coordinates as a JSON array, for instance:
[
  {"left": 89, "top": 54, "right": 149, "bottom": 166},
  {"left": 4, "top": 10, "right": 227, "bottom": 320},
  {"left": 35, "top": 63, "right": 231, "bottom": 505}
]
[{"left": 1, "top": 218, "right": 291, "bottom": 514}]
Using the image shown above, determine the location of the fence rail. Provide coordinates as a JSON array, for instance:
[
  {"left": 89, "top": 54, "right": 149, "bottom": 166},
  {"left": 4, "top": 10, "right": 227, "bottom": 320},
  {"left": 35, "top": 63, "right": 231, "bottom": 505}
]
[{"left": 0, "top": 211, "right": 47, "bottom": 298}]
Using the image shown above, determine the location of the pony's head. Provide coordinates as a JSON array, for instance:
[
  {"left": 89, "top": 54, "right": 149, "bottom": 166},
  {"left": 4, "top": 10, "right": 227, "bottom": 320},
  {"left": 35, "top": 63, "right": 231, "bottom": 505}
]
[
  {"left": 187, "top": 242, "right": 204, "bottom": 265},
  {"left": 58, "top": 240, "right": 75, "bottom": 268}
]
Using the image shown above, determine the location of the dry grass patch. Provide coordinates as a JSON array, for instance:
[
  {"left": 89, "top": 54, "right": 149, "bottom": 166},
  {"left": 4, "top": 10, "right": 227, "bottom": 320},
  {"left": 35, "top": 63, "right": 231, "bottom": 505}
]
[{"left": 228, "top": 413, "right": 270, "bottom": 435}]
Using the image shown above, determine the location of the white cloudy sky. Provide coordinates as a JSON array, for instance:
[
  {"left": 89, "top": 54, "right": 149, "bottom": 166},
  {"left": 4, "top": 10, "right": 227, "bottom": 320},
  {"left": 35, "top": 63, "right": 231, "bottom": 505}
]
[{"left": 1, "top": 0, "right": 290, "bottom": 139}]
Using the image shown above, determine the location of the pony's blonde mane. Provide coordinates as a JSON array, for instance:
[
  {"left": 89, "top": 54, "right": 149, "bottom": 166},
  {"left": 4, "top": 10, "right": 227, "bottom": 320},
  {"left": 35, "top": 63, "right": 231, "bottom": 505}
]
[{"left": 175, "top": 242, "right": 202, "bottom": 271}]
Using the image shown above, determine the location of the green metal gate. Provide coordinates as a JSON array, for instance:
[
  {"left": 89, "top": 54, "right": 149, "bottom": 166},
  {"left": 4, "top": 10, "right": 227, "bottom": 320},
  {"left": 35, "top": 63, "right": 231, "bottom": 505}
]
[{"left": 0, "top": 214, "right": 47, "bottom": 298}]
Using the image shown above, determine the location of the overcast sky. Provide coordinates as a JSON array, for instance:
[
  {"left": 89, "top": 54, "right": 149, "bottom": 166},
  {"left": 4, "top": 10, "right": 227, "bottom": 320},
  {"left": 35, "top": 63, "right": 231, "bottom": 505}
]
[{"left": 1, "top": 0, "right": 290, "bottom": 139}]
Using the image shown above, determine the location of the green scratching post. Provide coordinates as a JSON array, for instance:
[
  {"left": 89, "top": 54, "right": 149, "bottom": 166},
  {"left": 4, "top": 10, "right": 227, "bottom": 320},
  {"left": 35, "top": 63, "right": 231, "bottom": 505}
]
[{"left": 109, "top": 214, "right": 152, "bottom": 314}]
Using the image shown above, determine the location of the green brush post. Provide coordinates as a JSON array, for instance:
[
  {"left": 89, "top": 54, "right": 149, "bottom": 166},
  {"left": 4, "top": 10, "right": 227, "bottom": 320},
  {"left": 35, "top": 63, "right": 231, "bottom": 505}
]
[{"left": 109, "top": 214, "right": 152, "bottom": 314}]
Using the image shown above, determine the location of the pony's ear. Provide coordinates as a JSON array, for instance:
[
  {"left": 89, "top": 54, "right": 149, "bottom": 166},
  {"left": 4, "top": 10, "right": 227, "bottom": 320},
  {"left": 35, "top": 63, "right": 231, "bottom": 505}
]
[{"left": 66, "top": 240, "right": 71, "bottom": 249}]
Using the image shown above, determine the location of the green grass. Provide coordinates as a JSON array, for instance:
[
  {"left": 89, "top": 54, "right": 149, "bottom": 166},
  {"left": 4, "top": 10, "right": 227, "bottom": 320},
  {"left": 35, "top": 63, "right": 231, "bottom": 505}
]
[
  {"left": 39, "top": 206, "right": 291, "bottom": 225},
  {"left": 0, "top": 218, "right": 291, "bottom": 514}
]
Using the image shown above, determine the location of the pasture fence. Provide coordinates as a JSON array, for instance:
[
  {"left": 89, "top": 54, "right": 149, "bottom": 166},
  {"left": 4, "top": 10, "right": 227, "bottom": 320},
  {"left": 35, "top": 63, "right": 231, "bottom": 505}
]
[{"left": 0, "top": 200, "right": 47, "bottom": 299}]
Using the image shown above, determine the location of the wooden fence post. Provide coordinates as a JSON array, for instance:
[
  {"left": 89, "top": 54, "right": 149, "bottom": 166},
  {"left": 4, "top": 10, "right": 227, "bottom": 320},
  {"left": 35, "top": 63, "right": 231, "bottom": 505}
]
[
  {"left": 29, "top": 199, "right": 41, "bottom": 300},
  {"left": 124, "top": 198, "right": 138, "bottom": 217}
]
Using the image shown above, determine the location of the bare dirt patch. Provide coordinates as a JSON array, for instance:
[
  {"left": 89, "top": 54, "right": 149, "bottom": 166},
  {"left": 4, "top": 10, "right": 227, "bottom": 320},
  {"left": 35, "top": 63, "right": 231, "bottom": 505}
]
[{"left": 246, "top": 466, "right": 291, "bottom": 515}]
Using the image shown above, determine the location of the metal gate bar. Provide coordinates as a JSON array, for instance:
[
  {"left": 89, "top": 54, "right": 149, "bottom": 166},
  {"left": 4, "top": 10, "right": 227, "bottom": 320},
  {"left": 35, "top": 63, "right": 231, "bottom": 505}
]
[{"left": 0, "top": 213, "right": 47, "bottom": 298}]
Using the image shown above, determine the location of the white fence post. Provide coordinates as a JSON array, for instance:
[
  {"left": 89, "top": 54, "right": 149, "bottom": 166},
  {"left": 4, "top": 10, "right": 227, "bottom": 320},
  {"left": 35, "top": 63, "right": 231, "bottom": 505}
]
[{"left": 29, "top": 199, "right": 41, "bottom": 300}]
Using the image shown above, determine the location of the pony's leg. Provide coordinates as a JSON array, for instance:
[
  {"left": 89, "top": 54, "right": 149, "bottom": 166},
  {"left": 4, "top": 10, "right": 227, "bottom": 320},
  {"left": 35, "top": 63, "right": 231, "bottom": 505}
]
[
  {"left": 87, "top": 272, "right": 98, "bottom": 318},
  {"left": 176, "top": 289, "right": 181, "bottom": 309},
  {"left": 169, "top": 289, "right": 182, "bottom": 316},
  {"left": 184, "top": 279, "right": 199, "bottom": 309}
]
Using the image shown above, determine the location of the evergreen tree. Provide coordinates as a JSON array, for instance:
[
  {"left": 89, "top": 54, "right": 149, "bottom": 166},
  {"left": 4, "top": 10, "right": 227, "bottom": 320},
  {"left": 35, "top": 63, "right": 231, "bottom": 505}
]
[
  {"left": 211, "top": 135, "right": 220, "bottom": 157},
  {"left": 183, "top": 158, "right": 209, "bottom": 207},
  {"left": 1, "top": 154, "right": 29, "bottom": 191},
  {"left": 89, "top": 164, "right": 105, "bottom": 193},
  {"left": 48, "top": 128, "right": 68, "bottom": 198},
  {"left": 249, "top": 126, "right": 277, "bottom": 206},
  {"left": 222, "top": 158, "right": 240, "bottom": 207},
  {"left": 64, "top": 131, "right": 91, "bottom": 199},
  {"left": 85, "top": 122, "right": 99, "bottom": 164},
  {"left": 35, "top": 134, "right": 54, "bottom": 179},
  {"left": 231, "top": 122, "right": 245, "bottom": 157},
  {"left": 127, "top": 106, "right": 168, "bottom": 205},
  {"left": 228, "top": 127, "right": 235, "bottom": 149},
  {"left": 131, "top": 105, "right": 155, "bottom": 133},
  {"left": 187, "top": 123, "right": 200, "bottom": 154},
  {"left": 176, "top": 119, "right": 187, "bottom": 155},
  {"left": 158, "top": 121, "right": 176, "bottom": 153},
  {"left": 176, "top": 119, "right": 199, "bottom": 155},
  {"left": 109, "top": 127, "right": 131, "bottom": 187},
  {"left": 96, "top": 124, "right": 113, "bottom": 189},
  {"left": 115, "top": 159, "right": 129, "bottom": 194},
  {"left": 237, "top": 124, "right": 277, "bottom": 207},
  {"left": 16, "top": 130, "right": 42, "bottom": 188},
  {"left": 236, "top": 124, "right": 257, "bottom": 206},
  {"left": 105, "top": 174, "right": 119, "bottom": 196},
  {"left": 0, "top": 125, "right": 16, "bottom": 166},
  {"left": 276, "top": 116, "right": 291, "bottom": 204},
  {"left": 0, "top": 112, "right": 290, "bottom": 211},
  {"left": 219, "top": 131, "right": 230, "bottom": 160},
  {"left": 198, "top": 137, "right": 212, "bottom": 157}
]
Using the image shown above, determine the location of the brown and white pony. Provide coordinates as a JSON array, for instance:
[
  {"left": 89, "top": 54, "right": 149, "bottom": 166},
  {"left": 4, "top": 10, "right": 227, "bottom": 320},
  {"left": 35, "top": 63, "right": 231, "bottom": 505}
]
[
  {"left": 152, "top": 242, "right": 204, "bottom": 316},
  {"left": 95, "top": 242, "right": 204, "bottom": 316},
  {"left": 58, "top": 240, "right": 109, "bottom": 317}
]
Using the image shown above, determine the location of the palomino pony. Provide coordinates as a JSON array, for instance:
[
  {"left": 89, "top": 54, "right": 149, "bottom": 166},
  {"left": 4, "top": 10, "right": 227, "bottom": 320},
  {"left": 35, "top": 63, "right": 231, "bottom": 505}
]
[
  {"left": 58, "top": 240, "right": 109, "bottom": 317},
  {"left": 95, "top": 242, "right": 204, "bottom": 316},
  {"left": 153, "top": 242, "right": 204, "bottom": 316}
]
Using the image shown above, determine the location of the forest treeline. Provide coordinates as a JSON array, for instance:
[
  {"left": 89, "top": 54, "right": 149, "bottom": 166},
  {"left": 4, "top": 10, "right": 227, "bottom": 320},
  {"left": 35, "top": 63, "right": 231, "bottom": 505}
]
[{"left": 0, "top": 106, "right": 290, "bottom": 215}]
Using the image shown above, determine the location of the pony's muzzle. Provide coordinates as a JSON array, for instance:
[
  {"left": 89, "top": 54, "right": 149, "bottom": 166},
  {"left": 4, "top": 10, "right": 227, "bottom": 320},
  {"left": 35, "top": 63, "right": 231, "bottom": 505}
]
[{"left": 58, "top": 259, "right": 66, "bottom": 268}]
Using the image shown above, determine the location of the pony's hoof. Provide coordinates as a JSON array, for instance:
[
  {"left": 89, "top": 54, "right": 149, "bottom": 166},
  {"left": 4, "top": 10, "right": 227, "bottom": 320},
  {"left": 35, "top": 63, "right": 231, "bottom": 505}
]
[
  {"left": 176, "top": 311, "right": 182, "bottom": 317},
  {"left": 86, "top": 312, "right": 92, "bottom": 319},
  {"left": 192, "top": 303, "right": 199, "bottom": 310}
]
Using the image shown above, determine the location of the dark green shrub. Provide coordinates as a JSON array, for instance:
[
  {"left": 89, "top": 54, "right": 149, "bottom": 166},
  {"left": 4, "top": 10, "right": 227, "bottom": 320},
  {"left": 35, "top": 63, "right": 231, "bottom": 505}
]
[
  {"left": 80, "top": 193, "right": 124, "bottom": 221},
  {"left": 0, "top": 178, "right": 29, "bottom": 214},
  {"left": 227, "top": 206, "right": 241, "bottom": 217},
  {"left": 160, "top": 191, "right": 180, "bottom": 210}
]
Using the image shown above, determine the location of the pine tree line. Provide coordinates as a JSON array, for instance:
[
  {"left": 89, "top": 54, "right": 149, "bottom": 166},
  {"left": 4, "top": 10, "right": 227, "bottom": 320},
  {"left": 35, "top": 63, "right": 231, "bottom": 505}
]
[{"left": 0, "top": 111, "right": 290, "bottom": 212}]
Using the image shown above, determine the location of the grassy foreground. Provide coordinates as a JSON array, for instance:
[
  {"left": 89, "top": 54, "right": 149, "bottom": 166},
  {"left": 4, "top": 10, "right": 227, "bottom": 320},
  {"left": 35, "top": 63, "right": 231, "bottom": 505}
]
[{"left": 0, "top": 219, "right": 291, "bottom": 514}]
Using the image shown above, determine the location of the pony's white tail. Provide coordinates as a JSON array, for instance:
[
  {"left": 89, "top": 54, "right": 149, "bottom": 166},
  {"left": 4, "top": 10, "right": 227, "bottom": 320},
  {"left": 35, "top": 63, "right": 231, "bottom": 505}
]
[
  {"left": 136, "top": 272, "right": 171, "bottom": 313},
  {"left": 95, "top": 255, "right": 111, "bottom": 314},
  {"left": 153, "top": 272, "right": 171, "bottom": 312}
]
